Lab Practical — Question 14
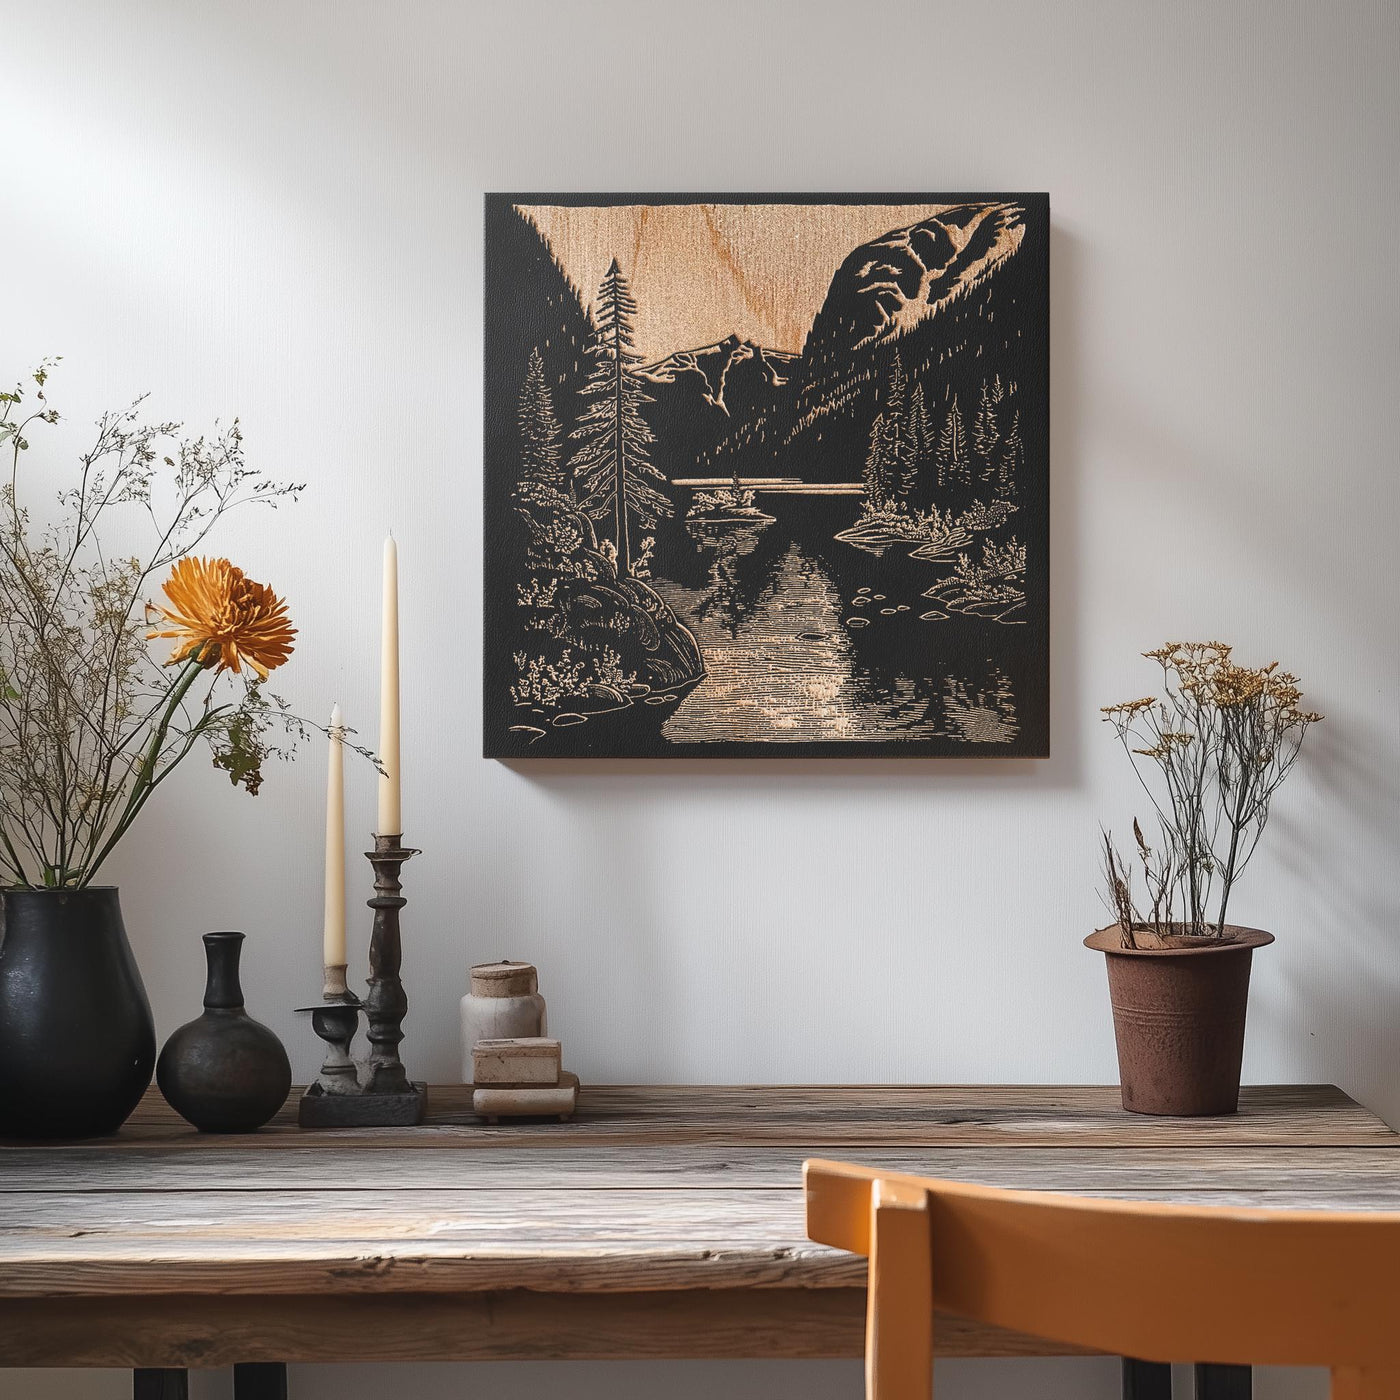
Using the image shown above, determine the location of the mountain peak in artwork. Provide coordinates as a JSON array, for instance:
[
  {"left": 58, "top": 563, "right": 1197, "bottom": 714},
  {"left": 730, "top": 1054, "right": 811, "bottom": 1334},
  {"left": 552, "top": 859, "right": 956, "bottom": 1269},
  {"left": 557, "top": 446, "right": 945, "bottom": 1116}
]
[
  {"left": 806, "top": 203, "right": 1026, "bottom": 353},
  {"left": 638, "top": 334, "right": 799, "bottom": 415}
]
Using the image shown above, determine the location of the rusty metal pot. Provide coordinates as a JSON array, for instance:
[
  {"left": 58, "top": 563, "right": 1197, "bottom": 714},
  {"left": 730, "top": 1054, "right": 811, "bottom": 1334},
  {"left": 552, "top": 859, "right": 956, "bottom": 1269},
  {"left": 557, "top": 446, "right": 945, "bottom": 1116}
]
[{"left": 1084, "top": 924, "right": 1274, "bottom": 1117}]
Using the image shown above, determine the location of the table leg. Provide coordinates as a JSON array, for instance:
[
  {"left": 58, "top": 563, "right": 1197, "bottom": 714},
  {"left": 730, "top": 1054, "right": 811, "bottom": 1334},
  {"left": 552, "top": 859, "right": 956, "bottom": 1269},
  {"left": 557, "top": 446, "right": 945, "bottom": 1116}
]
[
  {"left": 1196, "top": 1364, "right": 1251, "bottom": 1399},
  {"left": 133, "top": 1370, "right": 188, "bottom": 1400},
  {"left": 1122, "top": 1358, "right": 1172, "bottom": 1398},
  {"left": 234, "top": 1361, "right": 289, "bottom": 1400}
]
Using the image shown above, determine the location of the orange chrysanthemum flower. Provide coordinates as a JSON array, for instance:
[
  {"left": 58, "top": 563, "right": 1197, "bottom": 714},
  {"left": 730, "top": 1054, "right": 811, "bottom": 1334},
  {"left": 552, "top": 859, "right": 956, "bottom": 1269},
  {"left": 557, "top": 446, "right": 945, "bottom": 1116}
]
[{"left": 147, "top": 557, "right": 296, "bottom": 680}]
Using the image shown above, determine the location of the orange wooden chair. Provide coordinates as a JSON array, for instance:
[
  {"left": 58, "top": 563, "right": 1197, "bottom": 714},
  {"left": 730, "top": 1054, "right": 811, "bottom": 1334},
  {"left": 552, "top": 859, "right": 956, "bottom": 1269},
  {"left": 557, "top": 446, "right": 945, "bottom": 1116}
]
[{"left": 804, "top": 1158, "right": 1400, "bottom": 1400}]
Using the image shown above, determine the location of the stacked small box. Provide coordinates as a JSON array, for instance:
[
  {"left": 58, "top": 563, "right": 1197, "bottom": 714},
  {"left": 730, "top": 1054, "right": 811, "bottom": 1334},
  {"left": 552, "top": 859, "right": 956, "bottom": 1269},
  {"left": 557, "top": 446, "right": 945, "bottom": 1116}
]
[{"left": 471, "top": 1037, "right": 579, "bottom": 1121}]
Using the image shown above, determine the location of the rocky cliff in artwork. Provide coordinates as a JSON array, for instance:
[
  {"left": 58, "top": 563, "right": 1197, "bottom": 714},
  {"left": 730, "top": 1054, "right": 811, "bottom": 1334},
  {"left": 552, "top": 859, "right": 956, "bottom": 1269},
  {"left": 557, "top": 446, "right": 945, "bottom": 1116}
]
[{"left": 804, "top": 203, "right": 1026, "bottom": 351}]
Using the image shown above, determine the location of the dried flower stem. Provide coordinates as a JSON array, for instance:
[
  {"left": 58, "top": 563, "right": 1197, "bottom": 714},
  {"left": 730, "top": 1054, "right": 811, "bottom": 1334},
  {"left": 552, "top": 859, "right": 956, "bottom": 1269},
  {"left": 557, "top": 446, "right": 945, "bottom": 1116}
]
[{"left": 1100, "top": 642, "right": 1320, "bottom": 944}]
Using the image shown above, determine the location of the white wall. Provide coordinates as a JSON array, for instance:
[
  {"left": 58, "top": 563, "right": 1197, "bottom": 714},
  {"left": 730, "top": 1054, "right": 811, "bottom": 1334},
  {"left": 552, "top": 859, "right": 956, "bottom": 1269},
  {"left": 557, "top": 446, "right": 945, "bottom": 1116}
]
[{"left": 2, "top": 2, "right": 1397, "bottom": 1397}]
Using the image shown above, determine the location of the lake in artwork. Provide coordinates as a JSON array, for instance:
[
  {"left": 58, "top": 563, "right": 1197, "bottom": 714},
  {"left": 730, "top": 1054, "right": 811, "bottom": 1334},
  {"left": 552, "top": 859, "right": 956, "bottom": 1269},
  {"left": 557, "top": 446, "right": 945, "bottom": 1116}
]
[{"left": 483, "top": 195, "right": 1048, "bottom": 758}]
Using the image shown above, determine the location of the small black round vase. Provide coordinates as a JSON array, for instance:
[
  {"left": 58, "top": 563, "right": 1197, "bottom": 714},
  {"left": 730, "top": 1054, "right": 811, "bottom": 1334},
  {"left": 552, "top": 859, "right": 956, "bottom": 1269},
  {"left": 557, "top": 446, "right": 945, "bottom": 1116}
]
[{"left": 157, "top": 931, "right": 291, "bottom": 1133}]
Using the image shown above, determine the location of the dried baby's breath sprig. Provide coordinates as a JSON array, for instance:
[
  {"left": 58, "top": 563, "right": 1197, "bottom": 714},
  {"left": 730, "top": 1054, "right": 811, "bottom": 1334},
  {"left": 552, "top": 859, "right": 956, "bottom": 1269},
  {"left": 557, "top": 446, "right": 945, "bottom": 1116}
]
[
  {"left": 1101, "top": 697, "right": 1156, "bottom": 719},
  {"left": 1101, "top": 640, "right": 1320, "bottom": 945}
]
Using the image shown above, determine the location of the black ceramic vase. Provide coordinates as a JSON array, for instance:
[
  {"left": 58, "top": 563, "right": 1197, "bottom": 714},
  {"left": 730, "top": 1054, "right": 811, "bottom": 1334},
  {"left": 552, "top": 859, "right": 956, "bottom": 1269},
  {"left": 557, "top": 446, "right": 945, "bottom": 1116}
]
[
  {"left": 0, "top": 887, "right": 157, "bottom": 1139},
  {"left": 157, "top": 931, "right": 291, "bottom": 1133}
]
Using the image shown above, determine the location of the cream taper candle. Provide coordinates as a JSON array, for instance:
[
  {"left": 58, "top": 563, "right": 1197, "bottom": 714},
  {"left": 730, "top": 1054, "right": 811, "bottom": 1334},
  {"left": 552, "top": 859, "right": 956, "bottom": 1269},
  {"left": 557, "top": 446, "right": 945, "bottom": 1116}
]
[{"left": 377, "top": 535, "right": 402, "bottom": 836}]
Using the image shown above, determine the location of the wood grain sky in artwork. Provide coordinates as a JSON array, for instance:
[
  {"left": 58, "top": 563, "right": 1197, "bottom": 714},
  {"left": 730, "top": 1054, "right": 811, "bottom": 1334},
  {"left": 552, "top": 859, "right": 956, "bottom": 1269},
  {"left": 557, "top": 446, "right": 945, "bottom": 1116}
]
[{"left": 518, "top": 202, "right": 969, "bottom": 359}]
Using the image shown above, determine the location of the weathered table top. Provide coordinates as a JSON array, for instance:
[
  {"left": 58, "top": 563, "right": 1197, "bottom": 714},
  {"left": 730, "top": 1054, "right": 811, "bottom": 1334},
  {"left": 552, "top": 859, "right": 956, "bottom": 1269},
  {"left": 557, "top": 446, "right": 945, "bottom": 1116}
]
[{"left": 0, "top": 1084, "right": 1395, "bottom": 1369}]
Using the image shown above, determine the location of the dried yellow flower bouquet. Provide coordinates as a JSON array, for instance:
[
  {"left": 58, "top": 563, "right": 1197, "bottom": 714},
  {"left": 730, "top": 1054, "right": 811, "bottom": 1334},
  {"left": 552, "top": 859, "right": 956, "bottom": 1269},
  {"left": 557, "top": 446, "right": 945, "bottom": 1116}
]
[
  {"left": 0, "top": 364, "right": 313, "bottom": 889},
  {"left": 1101, "top": 641, "right": 1322, "bottom": 946}
]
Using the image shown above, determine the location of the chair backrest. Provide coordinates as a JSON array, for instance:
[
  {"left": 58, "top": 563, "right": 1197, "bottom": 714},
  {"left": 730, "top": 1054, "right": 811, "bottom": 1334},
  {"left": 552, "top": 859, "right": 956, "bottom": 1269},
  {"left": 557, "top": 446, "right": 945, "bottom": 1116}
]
[{"left": 804, "top": 1158, "right": 1400, "bottom": 1400}]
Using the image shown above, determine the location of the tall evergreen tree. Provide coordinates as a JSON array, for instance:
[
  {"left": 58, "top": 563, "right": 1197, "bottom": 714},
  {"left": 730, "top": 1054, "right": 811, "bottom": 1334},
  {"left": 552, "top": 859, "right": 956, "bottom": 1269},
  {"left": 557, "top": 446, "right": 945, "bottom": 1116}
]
[
  {"left": 883, "top": 351, "right": 918, "bottom": 500},
  {"left": 937, "top": 395, "right": 968, "bottom": 487},
  {"left": 568, "top": 260, "right": 671, "bottom": 576},
  {"left": 863, "top": 411, "right": 891, "bottom": 510},
  {"left": 996, "top": 409, "right": 1022, "bottom": 498},
  {"left": 518, "top": 347, "right": 565, "bottom": 492},
  {"left": 909, "top": 382, "right": 934, "bottom": 468},
  {"left": 973, "top": 379, "right": 1000, "bottom": 475}
]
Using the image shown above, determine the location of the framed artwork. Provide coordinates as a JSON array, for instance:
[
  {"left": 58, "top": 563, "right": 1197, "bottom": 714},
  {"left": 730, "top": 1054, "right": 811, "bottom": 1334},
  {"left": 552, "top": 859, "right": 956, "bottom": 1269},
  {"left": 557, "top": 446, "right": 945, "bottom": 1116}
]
[{"left": 484, "top": 193, "right": 1049, "bottom": 758}]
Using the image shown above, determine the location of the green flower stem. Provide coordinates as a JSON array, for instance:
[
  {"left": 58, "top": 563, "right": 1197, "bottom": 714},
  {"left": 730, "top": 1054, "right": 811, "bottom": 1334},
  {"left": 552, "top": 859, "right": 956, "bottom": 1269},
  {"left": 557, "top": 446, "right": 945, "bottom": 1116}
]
[
  {"left": 0, "top": 825, "right": 31, "bottom": 887},
  {"left": 79, "top": 656, "right": 213, "bottom": 886}
]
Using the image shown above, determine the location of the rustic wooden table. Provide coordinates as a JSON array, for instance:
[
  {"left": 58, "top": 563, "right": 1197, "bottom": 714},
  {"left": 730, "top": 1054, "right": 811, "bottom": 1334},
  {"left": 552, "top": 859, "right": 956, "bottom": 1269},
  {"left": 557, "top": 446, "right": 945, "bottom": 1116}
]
[{"left": 0, "top": 1084, "right": 1395, "bottom": 1383}]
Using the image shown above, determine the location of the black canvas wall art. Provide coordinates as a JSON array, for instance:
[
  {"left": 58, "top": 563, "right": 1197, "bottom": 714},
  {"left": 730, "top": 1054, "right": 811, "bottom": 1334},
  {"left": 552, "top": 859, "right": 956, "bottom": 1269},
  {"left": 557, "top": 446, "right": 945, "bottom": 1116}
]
[{"left": 484, "top": 194, "right": 1049, "bottom": 758}]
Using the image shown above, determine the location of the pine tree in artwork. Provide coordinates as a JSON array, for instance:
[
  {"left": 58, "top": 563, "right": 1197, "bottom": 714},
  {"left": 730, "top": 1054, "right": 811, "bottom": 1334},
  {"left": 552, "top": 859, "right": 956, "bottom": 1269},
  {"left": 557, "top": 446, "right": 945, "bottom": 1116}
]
[
  {"left": 973, "top": 379, "right": 1000, "bottom": 477},
  {"left": 568, "top": 260, "right": 672, "bottom": 576},
  {"left": 937, "top": 394, "right": 969, "bottom": 487},
  {"left": 518, "top": 347, "right": 565, "bottom": 492},
  {"left": 909, "top": 382, "right": 934, "bottom": 470},
  {"left": 864, "top": 351, "right": 925, "bottom": 510},
  {"left": 996, "top": 408, "right": 1022, "bottom": 498},
  {"left": 863, "top": 411, "right": 891, "bottom": 510},
  {"left": 884, "top": 351, "right": 917, "bottom": 500}
]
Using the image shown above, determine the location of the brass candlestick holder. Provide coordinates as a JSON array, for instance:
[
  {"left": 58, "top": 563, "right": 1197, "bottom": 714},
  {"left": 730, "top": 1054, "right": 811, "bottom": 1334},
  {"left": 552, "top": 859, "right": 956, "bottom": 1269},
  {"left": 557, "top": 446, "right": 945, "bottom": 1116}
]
[{"left": 298, "top": 834, "right": 427, "bottom": 1128}]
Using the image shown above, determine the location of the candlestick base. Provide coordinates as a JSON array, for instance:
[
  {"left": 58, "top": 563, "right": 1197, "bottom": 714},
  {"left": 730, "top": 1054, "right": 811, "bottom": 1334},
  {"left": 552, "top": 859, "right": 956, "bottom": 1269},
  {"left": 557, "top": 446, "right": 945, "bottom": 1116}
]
[
  {"left": 298, "top": 1079, "right": 427, "bottom": 1128},
  {"left": 295, "top": 829, "right": 427, "bottom": 1129}
]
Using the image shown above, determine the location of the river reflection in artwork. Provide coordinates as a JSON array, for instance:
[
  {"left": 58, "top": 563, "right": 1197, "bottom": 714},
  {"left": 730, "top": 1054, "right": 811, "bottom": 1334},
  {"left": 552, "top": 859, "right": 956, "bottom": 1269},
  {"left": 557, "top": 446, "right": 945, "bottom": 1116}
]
[{"left": 652, "top": 514, "right": 1019, "bottom": 746}]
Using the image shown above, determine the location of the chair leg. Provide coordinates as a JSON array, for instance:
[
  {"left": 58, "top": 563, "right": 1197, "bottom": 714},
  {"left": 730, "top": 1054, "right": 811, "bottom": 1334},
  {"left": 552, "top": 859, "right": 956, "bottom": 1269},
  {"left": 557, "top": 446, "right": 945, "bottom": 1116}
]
[
  {"left": 1122, "top": 1358, "right": 1171, "bottom": 1398},
  {"left": 865, "top": 1178, "right": 933, "bottom": 1400},
  {"left": 1196, "top": 1364, "right": 1250, "bottom": 1399},
  {"left": 133, "top": 1371, "right": 188, "bottom": 1400},
  {"left": 234, "top": 1362, "right": 289, "bottom": 1400}
]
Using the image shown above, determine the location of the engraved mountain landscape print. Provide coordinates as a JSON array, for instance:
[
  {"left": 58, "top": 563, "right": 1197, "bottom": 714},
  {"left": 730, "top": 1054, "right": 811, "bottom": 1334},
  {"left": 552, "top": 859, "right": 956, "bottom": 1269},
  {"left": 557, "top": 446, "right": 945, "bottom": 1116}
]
[{"left": 484, "top": 194, "right": 1049, "bottom": 758}]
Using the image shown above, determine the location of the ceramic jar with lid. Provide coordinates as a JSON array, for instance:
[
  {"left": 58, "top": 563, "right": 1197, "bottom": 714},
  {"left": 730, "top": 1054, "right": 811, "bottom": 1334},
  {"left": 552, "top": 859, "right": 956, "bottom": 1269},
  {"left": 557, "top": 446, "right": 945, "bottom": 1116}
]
[{"left": 460, "top": 961, "right": 547, "bottom": 1082}]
